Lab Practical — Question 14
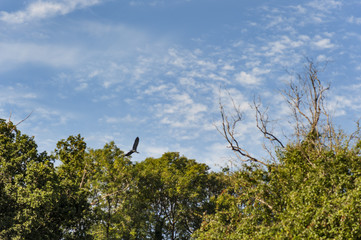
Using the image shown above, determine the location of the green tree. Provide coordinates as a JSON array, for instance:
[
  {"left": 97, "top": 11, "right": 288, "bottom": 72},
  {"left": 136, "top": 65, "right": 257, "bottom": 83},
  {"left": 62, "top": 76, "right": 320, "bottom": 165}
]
[
  {"left": 133, "top": 152, "right": 222, "bottom": 240},
  {"left": 194, "top": 61, "right": 361, "bottom": 239},
  {"left": 54, "top": 134, "right": 93, "bottom": 239},
  {"left": 86, "top": 142, "right": 135, "bottom": 239},
  {"left": 0, "top": 119, "right": 70, "bottom": 239}
]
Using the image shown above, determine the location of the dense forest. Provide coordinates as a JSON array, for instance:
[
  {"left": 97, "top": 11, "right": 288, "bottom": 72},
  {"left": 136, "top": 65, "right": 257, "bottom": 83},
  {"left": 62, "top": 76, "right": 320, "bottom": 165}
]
[{"left": 2, "top": 62, "right": 361, "bottom": 239}]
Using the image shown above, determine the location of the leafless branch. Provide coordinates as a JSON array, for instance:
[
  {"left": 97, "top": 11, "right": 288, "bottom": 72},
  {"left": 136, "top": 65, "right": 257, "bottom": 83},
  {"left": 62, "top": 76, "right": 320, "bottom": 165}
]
[
  {"left": 79, "top": 164, "right": 87, "bottom": 189},
  {"left": 281, "top": 60, "right": 330, "bottom": 146},
  {"left": 8, "top": 111, "right": 12, "bottom": 123},
  {"left": 217, "top": 59, "right": 338, "bottom": 168},
  {"left": 216, "top": 98, "right": 268, "bottom": 167},
  {"left": 9, "top": 111, "right": 33, "bottom": 132},
  {"left": 255, "top": 196, "right": 273, "bottom": 210},
  {"left": 253, "top": 98, "right": 285, "bottom": 148}
]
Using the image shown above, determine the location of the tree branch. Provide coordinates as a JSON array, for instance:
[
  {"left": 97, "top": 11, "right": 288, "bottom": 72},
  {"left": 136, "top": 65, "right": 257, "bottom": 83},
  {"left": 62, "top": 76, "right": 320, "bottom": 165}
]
[
  {"left": 10, "top": 111, "right": 33, "bottom": 132},
  {"left": 253, "top": 98, "right": 284, "bottom": 148},
  {"left": 216, "top": 98, "right": 268, "bottom": 167}
]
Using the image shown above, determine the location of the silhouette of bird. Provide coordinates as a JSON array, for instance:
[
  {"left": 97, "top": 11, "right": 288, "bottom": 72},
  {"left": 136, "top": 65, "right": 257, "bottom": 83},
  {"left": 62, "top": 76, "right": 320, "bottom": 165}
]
[{"left": 125, "top": 137, "right": 139, "bottom": 156}]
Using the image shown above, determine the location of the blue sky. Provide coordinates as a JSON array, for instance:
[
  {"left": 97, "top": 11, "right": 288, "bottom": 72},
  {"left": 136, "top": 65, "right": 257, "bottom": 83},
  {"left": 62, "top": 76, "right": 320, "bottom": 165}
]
[{"left": 1, "top": 0, "right": 361, "bottom": 169}]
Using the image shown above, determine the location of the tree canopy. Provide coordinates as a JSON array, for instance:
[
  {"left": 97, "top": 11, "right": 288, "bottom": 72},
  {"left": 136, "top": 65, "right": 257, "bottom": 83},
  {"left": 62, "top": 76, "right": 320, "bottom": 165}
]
[
  {"left": 0, "top": 120, "right": 226, "bottom": 239},
  {"left": 1, "top": 61, "right": 361, "bottom": 239}
]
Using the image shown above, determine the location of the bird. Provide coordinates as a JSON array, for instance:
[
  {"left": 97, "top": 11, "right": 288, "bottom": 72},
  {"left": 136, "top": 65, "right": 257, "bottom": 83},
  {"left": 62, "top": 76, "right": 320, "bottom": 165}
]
[{"left": 125, "top": 137, "right": 139, "bottom": 156}]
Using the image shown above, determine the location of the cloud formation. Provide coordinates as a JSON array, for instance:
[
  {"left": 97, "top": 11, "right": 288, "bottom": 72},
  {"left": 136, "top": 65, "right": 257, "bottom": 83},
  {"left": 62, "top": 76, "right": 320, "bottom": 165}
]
[
  {"left": 0, "top": 0, "right": 102, "bottom": 24},
  {"left": 0, "top": 42, "right": 80, "bottom": 69},
  {"left": 1, "top": 0, "right": 360, "bottom": 170}
]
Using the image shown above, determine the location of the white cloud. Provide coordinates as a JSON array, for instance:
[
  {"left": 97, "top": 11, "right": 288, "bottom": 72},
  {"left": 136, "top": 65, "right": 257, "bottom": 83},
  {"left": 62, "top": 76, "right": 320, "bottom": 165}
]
[
  {"left": 234, "top": 67, "right": 270, "bottom": 86},
  {"left": 144, "top": 84, "right": 168, "bottom": 95},
  {"left": 75, "top": 82, "right": 88, "bottom": 91},
  {"left": 263, "top": 36, "right": 304, "bottom": 57},
  {"left": 245, "top": 61, "right": 261, "bottom": 68},
  {"left": 179, "top": 77, "right": 197, "bottom": 87},
  {"left": 101, "top": 114, "right": 141, "bottom": 124},
  {"left": 348, "top": 16, "right": 361, "bottom": 24},
  {"left": 292, "top": 5, "right": 307, "bottom": 14},
  {"left": 34, "top": 107, "right": 74, "bottom": 125},
  {"left": 312, "top": 37, "right": 335, "bottom": 49},
  {"left": 167, "top": 48, "right": 187, "bottom": 68},
  {"left": 196, "top": 60, "right": 217, "bottom": 70},
  {"left": 252, "top": 67, "right": 271, "bottom": 75},
  {"left": 222, "top": 64, "right": 235, "bottom": 71},
  {"left": 307, "top": 0, "right": 342, "bottom": 12},
  {"left": 326, "top": 95, "right": 355, "bottom": 117},
  {"left": 0, "top": 42, "right": 80, "bottom": 69},
  {"left": 143, "top": 145, "right": 169, "bottom": 158},
  {"left": 0, "top": 0, "right": 102, "bottom": 24},
  {"left": 0, "top": 85, "right": 37, "bottom": 108},
  {"left": 316, "top": 54, "right": 330, "bottom": 62},
  {"left": 103, "top": 116, "right": 120, "bottom": 124},
  {"left": 129, "top": 0, "right": 191, "bottom": 7},
  {"left": 155, "top": 92, "right": 208, "bottom": 129},
  {"left": 172, "top": 93, "right": 193, "bottom": 105},
  {"left": 88, "top": 70, "right": 102, "bottom": 78},
  {"left": 266, "top": 15, "right": 286, "bottom": 28},
  {"left": 235, "top": 71, "right": 260, "bottom": 85}
]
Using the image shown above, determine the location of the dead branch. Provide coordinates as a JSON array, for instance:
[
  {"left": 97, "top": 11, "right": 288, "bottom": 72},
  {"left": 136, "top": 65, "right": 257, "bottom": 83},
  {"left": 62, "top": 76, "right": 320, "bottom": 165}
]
[
  {"left": 282, "top": 60, "right": 330, "bottom": 145},
  {"left": 9, "top": 111, "right": 33, "bottom": 132},
  {"left": 79, "top": 164, "right": 87, "bottom": 189},
  {"left": 217, "top": 60, "right": 335, "bottom": 167},
  {"left": 216, "top": 98, "right": 268, "bottom": 167},
  {"left": 253, "top": 98, "right": 284, "bottom": 148},
  {"left": 255, "top": 196, "right": 273, "bottom": 210}
]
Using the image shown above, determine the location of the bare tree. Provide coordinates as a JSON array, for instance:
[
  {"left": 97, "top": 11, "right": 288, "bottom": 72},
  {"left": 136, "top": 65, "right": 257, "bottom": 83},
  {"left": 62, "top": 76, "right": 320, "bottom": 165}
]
[
  {"left": 217, "top": 59, "right": 342, "bottom": 166},
  {"left": 281, "top": 60, "right": 330, "bottom": 145},
  {"left": 284, "top": 61, "right": 361, "bottom": 154}
]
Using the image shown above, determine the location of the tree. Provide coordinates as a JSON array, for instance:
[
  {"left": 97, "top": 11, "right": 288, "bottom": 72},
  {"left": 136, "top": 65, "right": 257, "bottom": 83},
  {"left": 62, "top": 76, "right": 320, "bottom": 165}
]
[
  {"left": 54, "top": 135, "right": 93, "bottom": 239},
  {"left": 1, "top": 120, "right": 228, "bottom": 239},
  {"left": 86, "top": 142, "right": 135, "bottom": 239},
  {"left": 0, "top": 119, "right": 75, "bottom": 239},
  {"left": 194, "top": 61, "right": 361, "bottom": 239},
  {"left": 132, "top": 152, "right": 222, "bottom": 240}
]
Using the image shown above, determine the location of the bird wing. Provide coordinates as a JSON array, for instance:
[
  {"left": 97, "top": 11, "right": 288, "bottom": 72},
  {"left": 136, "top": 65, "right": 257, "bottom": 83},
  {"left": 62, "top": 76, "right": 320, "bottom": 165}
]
[
  {"left": 132, "top": 137, "right": 139, "bottom": 151},
  {"left": 124, "top": 150, "right": 133, "bottom": 156}
]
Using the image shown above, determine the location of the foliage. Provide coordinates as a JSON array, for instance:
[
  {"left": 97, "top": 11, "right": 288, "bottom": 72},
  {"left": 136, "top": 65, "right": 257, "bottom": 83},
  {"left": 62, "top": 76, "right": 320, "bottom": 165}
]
[
  {"left": 133, "top": 152, "right": 223, "bottom": 240},
  {"left": 194, "top": 141, "right": 361, "bottom": 239},
  {"left": 0, "top": 121, "right": 225, "bottom": 239},
  {"left": 54, "top": 134, "right": 93, "bottom": 239},
  {"left": 86, "top": 142, "right": 135, "bottom": 239},
  {"left": 0, "top": 119, "right": 76, "bottom": 239},
  {"left": 193, "top": 61, "right": 361, "bottom": 239}
]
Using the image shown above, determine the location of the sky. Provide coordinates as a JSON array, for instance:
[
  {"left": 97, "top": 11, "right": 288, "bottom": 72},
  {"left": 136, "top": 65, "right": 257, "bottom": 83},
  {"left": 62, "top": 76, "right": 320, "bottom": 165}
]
[{"left": 1, "top": 0, "right": 361, "bottom": 170}]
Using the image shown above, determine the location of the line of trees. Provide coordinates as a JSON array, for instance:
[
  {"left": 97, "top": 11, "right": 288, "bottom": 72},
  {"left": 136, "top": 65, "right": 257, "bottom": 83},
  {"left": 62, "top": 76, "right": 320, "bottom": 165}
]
[
  {"left": 2, "top": 61, "right": 361, "bottom": 239},
  {"left": 0, "top": 122, "right": 228, "bottom": 239}
]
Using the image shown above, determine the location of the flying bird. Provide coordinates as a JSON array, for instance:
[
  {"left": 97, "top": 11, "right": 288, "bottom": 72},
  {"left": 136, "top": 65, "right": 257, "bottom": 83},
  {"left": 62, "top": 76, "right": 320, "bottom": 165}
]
[{"left": 125, "top": 137, "right": 139, "bottom": 156}]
